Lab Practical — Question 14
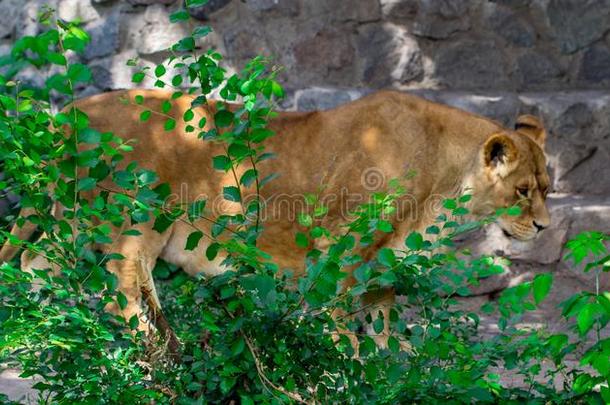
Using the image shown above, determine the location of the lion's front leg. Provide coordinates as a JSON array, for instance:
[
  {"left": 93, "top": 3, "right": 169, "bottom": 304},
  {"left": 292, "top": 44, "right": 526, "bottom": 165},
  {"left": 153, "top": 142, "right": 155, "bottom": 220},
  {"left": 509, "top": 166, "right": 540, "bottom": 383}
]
[{"left": 104, "top": 223, "right": 173, "bottom": 333}]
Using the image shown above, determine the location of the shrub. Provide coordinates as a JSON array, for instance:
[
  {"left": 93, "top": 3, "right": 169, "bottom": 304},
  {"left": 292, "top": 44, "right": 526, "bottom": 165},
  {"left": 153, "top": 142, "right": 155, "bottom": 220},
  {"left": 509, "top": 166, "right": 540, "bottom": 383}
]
[{"left": 0, "top": 3, "right": 609, "bottom": 403}]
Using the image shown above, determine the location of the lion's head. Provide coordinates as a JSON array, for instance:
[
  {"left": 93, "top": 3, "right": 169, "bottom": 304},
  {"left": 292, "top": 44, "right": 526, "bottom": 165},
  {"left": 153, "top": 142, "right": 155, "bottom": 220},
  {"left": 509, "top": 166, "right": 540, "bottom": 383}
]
[{"left": 470, "top": 114, "right": 551, "bottom": 241}]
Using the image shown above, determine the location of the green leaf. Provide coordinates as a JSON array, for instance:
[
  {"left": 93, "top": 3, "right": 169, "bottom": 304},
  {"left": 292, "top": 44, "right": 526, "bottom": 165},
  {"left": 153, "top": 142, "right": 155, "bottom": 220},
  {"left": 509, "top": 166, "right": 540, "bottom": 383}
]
[
  {"left": 128, "top": 315, "right": 139, "bottom": 329},
  {"left": 47, "top": 52, "right": 67, "bottom": 65},
  {"left": 271, "top": 81, "right": 284, "bottom": 98},
  {"left": 153, "top": 213, "right": 175, "bottom": 233},
  {"left": 228, "top": 143, "right": 251, "bottom": 159},
  {"left": 231, "top": 337, "right": 245, "bottom": 356},
  {"left": 212, "top": 155, "right": 231, "bottom": 171},
  {"left": 377, "top": 220, "right": 393, "bottom": 233},
  {"left": 297, "top": 213, "right": 313, "bottom": 227},
  {"left": 387, "top": 336, "right": 400, "bottom": 353},
  {"left": 532, "top": 273, "right": 553, "bottom": 305},
  {"left": 223, "top": 186, "right": 241, "bottom": 202},
  {"left": 577, "top": 303, "right": 598, "bottom": 335},
  {"left": 117, "top": 292, "right": 128, "bottom": 310},
  {"left": 185, "top": 231, "right": 204, "bottom": 251},
  {"left": 132, "top": 72, "right": 145, "bottom": 83},
  {"left": 240, "top": 169, "right": 257, "bottom": 187},
  {"left": 506, "top": 205, "right": 522, "bottom": 216},
  {"left": 295, "top": 232, "right": 308, "bottom": 248},
  {"left": 77, "top": 177, "right": 96, "bottom": 191},
  {"left": 193, "top": 26, "right": 212, "bottom": 38},
  {"left": 172, "top": 74, "right": 183, "bottom": 86},
  {"left": 154, "top": 64, "right": 166, "bottom": 77},
  {"left": 169, "top": 9, "right": 190, "bottom": 23},
  {"left": 183, "top": 109, "right": 194, "bottom": 122},
  {"left": 187, "top": 199, "right": 206, "bottom": 221},
  {"left": 134, "top": 95, "right": 144, "bottom": 105},
  {"left": 206, "top": 242, "right": 220, "bottom": 261},
  {"left": 164, "top": 118, "right": 176, "bottom": 131},
  {"left": 443, "top": 199, "right": 457, "bottom": 210},
  {"left": 405, "top": 232, "right": 423, "bottom": 250},
  {"left": 173, "top": 36, "right": 195, "bottom": 52},
  {"left": 140, "top": 110, "right": 151, "bottom": 122},
  {"left": 162, "top": 100, "right": 172, "bottom": 113},
  {"left": 214, "top": 110, "right": 233, "bottom": 127},
  {"left": 378, "top": 248, "right": 396, "bottom": 267},
  {"left": 67, "top": 63, "right": 91, "bottom": 83},
  {"left": 372, "top": 316, "right": 384, "bottom": 334}
]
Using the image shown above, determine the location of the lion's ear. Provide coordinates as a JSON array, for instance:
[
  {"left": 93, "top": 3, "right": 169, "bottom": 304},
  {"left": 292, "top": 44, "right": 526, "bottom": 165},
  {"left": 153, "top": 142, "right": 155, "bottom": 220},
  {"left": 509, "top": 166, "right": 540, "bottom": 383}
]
[
  {"left": 515, "top": 114, "right": 546, "bottom": 148},
  {"left": 483, "top": 133, "right": 519, "bottom": 178}
]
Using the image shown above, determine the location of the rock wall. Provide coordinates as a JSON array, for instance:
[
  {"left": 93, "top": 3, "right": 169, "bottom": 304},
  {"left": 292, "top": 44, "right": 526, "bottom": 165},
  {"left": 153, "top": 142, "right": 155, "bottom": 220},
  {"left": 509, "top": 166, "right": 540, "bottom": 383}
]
[{"left": 0, "top": 0, "right": 609, "bottom": 293}]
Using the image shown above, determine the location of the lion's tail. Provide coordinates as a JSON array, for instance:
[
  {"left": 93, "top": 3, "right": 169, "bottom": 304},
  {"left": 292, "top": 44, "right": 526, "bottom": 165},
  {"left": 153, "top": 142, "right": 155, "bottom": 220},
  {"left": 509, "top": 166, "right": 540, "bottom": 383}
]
[{"left": 0, "top": 207, "right": 37, "bottom": 263}]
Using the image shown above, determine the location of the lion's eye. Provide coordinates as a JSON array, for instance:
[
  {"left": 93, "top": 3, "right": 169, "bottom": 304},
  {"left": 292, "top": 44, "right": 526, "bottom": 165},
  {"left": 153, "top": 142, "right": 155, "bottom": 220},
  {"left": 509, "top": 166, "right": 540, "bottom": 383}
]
[{"left": 516, "top": 187, "right": 529, "bottom": 197}]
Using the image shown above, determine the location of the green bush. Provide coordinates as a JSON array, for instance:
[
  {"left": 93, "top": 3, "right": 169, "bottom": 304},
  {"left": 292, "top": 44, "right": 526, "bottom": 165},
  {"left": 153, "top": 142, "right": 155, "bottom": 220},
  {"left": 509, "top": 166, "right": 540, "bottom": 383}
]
[{"left": 0, "top": 2, "right": 609, "bottom": 404}]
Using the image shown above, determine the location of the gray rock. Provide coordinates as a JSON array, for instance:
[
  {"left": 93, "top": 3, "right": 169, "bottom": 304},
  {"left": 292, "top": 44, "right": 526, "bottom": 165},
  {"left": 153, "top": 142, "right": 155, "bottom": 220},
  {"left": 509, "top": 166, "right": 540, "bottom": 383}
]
[
  {"left": 0, "top": 0, "right": 22, "bottom": 38},
  {"left": 84, "top": 8, "right": 121, "bottom": 60},
  {"left": 435, "top": 41, "right": 509, "bottom": 89},
  {"left": 127, "top": 0, "right": 176, "bottom": 5},
  {"left": 546, "top": 0, "right": 610, "bottom": 54},
  {"left": 355, "top": 23, "right": 423, "bottom": 87},
  {"left": 245, "top": 0, "right": 300, "bottom": 17},
  {"left": 58, "top": 0, "right": 101, "bottom": 23},
  {"left": 135, "top": 5, "right": 189, "bottom": 54},
  {"left": 187, "top": 0, "right": 232, "bottom": 20},
  {"left": 492, "top": 0, "right": 531, "bottom": 7},
  {"left": 300, "top": 0, "right": 381, "bottom": 24},
  {"left": 516, "top": 52, "right": 562, "bottom": 87},
  {"left": 489, "top": 5, "right": 535, "bottom": 48},
  {"left": 223, "top": 28, "right": 270, "bottom": 66},
  {"left": 519, "top": 91, "right": 610, "bottom": 195},
  {"left": 294, "top": 87, "right": 369, "bottom": 111},
  {"left": 414, "top": 90, "right": 521, "bottom": 127},
  {"left": 293, "top": 29, "right": 355, "bottom": 86},
  {"left": 579, "top": 44, "right": 610, "bottom": 82},
  {"left": 380, "top": 0, "right": 418, "bottom": 19},
  {"left": 413, "top": 0, "right": 470, "bottom": 39},
  {"left": 461, "top": 194, "right": 610, "bottom": 268}
]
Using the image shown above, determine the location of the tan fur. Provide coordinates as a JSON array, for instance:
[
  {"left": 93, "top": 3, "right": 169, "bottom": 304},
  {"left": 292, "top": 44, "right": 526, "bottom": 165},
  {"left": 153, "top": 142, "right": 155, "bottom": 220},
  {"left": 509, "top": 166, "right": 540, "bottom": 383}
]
[{"left": 1, "top": 89, "right": 551, "bottom": 346}]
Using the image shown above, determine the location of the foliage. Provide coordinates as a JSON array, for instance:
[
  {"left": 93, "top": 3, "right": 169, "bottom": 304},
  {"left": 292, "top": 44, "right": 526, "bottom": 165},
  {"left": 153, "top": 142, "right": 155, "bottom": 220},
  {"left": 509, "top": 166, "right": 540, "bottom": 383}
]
[{"left": 0, "top": 3, "right": 609, "bottom": 404}]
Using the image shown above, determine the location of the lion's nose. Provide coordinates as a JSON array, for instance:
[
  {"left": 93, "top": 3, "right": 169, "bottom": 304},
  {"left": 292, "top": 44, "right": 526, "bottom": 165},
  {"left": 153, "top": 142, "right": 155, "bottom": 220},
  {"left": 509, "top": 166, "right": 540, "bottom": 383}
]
[{"left": 533, "top": 221, "right": 547, "bottom": 232}]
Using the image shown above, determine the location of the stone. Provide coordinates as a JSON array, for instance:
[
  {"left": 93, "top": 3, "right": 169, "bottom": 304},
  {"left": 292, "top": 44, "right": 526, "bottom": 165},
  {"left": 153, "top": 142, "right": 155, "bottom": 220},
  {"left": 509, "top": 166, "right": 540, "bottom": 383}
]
[
  {"left": 187, "top": 0, "right": 232, "bottom": 20},
  {"left": 414, "top": 91, "right": 521, "bottom": 127},
  {"left": 434, "top": 41, "right": 509, "bottom": 89},
  {"left": 135, "top": 5, "right": 189, "bottom": 55},
  {"left": 243, "top": 0, "right": 300, "bottom": 16},
  {"left": 492, "top": 0, "right": 531, "bottom": 7},
  {"left": 294, "top": 87, "right": 369, "bottom": 111},
  {"left": 0, "top": 0, "right": 21, "bottom": 38},
  {"left": 516, "top": 52, "right": 562, "bottom": 87},
  {"left": 58, "top": 0, "right": 101, "bottom": 23},
  {"left": 546, "top": 0, "right": 610, "bottom": 54},
  {"left": 89, "top": 50, "right": 156, "bottom": 89},
  {"left": 579, "top": 44, "right": 610, "bottom": 82},
  {"left": 488, "top": 4, "right": 535, "bottom": 48},
  {"left": 355, "top": 23, "right": 423, "bottom": 87},
  {"left": 127, "top": 0, "right": 176, "bottom": 5},
  {"left": 84, "top": 8, "right": 121, "bottom": 60},
  {"left": 16, "top": 0, "right": 52, "bottom": 38},
  {"left": 459, "top": 195, "right": 610, "bottom": 269},
  {"left": 519, "top": 92, "right": 610, "bottom": 195},
  {"left": 300, "top": 0, "right": 381, "bottom": 24},
  {"left": 413, "top": 0, "right": 470, "bottom": 39},
  {"left": 380, "top": 0, "right": 418, "bottom": 19},
  {"left": 293, "top": 29, "right": 355, "bottom": 86}
]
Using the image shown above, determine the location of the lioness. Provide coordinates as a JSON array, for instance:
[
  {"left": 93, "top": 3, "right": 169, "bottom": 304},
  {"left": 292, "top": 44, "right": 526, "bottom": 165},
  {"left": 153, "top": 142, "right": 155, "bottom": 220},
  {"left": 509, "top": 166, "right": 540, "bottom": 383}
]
[{"left": 0, "top": 89, "right": 550, "bottom": 347}]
